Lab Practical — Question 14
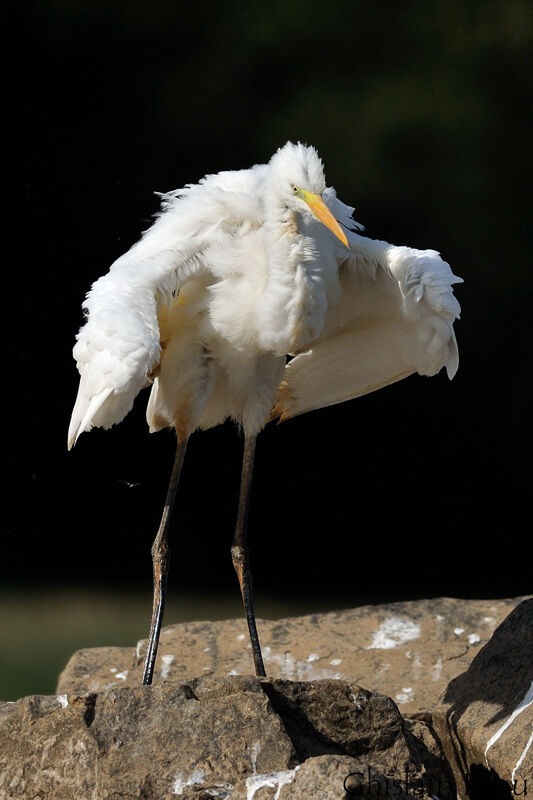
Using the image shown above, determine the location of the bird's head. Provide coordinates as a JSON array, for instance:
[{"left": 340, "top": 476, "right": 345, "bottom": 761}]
[{"left": 267, "top": 142, "right": 348, "bottom": 247}]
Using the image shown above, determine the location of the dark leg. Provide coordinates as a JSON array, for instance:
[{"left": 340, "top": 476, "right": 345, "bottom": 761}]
[
  {"left": 231, "top": 435, "right": 266, "bottom": 678},
  {"left": 142, "top": 436, "right": 188, "bottom": 685}
]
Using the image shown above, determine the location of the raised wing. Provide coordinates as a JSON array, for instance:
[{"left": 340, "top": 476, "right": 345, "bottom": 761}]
[
  {"left": 68, "top": 178, "right": 263, "bottom": 448},
  {"left": 274, "top": 228, "right": 462, "bottom": 421}
]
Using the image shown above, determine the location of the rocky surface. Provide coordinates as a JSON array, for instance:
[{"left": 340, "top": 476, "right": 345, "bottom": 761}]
[
  {"left": 1, "top": 596, "right": 530, "bottom": 799},
  {"left": 58, "top": 596, "right": 519, "bottom": 715},
  {"left": 432, "top": 598, "right": 532, "bottom": 800},
  {"left": 0, "top": 677, "right": 451, "bottom": 799}
]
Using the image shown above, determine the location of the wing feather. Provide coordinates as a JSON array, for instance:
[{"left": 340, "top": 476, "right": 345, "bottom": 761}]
[
  {"left": 275, "top": 234, "right": 462, "bottom": 421},
  {"left": 69, "top": 179, "right": 263, "bottom": 448},
  {"left": 275, "top": 319, "right": 416, "bottom": 420}
]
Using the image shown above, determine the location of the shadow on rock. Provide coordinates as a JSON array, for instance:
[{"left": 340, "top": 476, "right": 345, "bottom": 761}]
[{"left": 433, "top": 599, "right": 533, "bottom": 800}]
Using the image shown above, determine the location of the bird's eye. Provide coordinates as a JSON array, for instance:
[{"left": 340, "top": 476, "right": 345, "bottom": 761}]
[{"left": 291, "top": 185, "right": 299, "bottom": 195}]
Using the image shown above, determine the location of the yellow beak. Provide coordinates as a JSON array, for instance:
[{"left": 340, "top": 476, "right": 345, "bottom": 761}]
[{"left": 300, "top": 190, "right": 349, "bottom": 247}]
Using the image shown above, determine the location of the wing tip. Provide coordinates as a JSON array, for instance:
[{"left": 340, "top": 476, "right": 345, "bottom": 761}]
[
  {"left": 67, "top": 420, "right": 87, "bottom": 450},
  {"left": 67, "top": 414, "right": 89, "bottom": 451},
  {"left": 67, "top": 386, "right": 113, "bottom": 451},
  {"left": 67, "top": 409, "right": 83, "bottom": 451},
  {"left": 445, "top": 328, "right": 460, "bottom": 380}
]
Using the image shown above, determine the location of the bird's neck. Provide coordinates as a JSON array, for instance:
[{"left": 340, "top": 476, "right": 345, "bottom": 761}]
[
  {"left": 264, "top": 196, "right": 299, "bottom": 237},
  {"left": 255, "top": 207, "right": 328, "bottom": 355}
]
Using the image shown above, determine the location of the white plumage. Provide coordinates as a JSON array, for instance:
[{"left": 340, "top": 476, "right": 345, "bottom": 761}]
[
  {"left": 69, "top": 141, "right": 462, "bottom": 448},
  {"left": 69, "top": 141, "right": 462, "bottom": 684}
]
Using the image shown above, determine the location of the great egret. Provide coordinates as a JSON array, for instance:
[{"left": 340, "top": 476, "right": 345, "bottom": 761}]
[{"left": 69, "top": 141, "right": 462, "bottom": 685}]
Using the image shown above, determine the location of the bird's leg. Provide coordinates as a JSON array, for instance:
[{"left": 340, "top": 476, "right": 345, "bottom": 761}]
[
  {"left": 231, "top": 434, "right": 266, "bottom": 678},
  {"left": 142, "top": 436, "right": 188, "bottom": 686}
]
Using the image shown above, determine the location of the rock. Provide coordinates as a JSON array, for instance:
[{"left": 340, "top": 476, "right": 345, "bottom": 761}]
[
  {"left": 231, "top": 753, "right": 452, "bottom": 800},
  {"left": 4, "top": 597, "right": 529, "bottom": 798},
  {"left": 0, "top": 677, "right": 451, "bottom": 800},
  {"left": 237, "top": 755, "right": 359, "bottom": 800},
  {"left": 432, "top": 598, "right": 533, "bottom": 800},
  {"left": 58, "top": 596, "right": 523, "bottom": 717}
]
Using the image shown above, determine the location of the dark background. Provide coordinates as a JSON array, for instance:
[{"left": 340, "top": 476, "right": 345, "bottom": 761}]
[{"left": 4, "top": 0, "right": 531, "bottom": 697}]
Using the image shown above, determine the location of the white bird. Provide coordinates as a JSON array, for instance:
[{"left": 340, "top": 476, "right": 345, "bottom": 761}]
[{"left": 69, "top": 141, "right": 462, "bottom": 684}]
